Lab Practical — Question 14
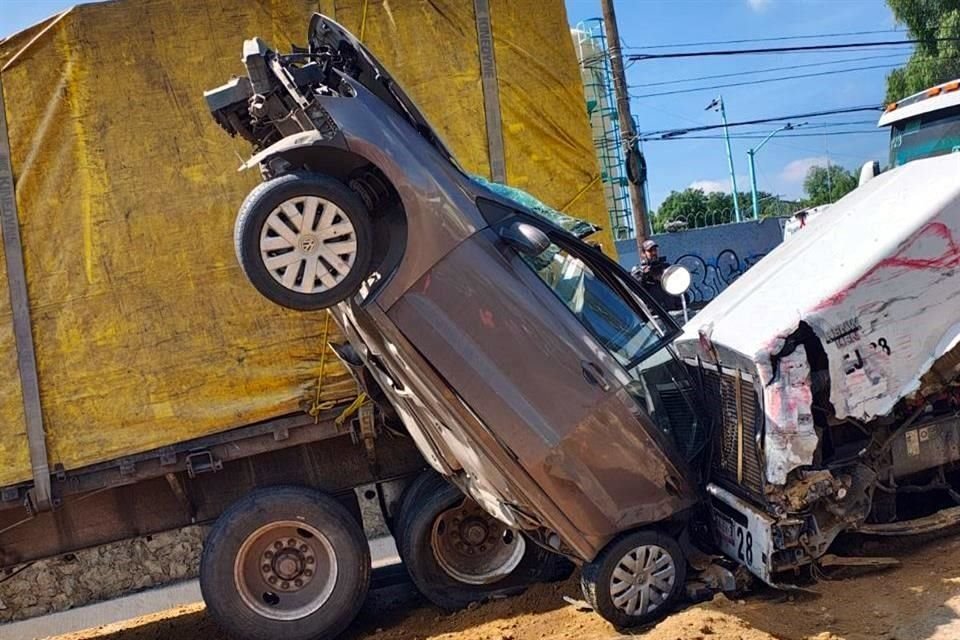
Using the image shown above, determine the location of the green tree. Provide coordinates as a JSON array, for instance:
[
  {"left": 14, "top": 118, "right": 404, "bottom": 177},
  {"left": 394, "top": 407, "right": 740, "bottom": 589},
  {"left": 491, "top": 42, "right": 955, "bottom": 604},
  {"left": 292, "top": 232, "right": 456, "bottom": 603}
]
[
  {"left": 653, "top": 188, "right": 710, "bottom": 232},
  {"left": 885, "top": 0, "right": 960, "bottom": 102},
  {"left": 759, "top": 196, "right": 803, "bottom": 219},
  {"left": 802, "top": 165, "right": 857, "bottom": 207},
  {"left": 653, "top": 188, "right": 780, "bottom": 232}
]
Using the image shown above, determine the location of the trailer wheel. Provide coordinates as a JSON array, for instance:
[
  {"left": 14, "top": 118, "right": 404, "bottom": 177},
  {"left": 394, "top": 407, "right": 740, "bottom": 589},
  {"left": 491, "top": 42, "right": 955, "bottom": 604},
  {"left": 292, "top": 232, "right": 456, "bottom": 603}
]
[
  {"left": 580, "top": 529, "right": 686, "bottom": 629},
  {"left": 235, "top": 172, "right": 374, "bottom": 311},
  {"left": 200, "top": 486, "right": 369, "bottom": 640},
  {"left": 398, "top": 477, "right": 571, "bottom": 610},
  {"left": 392, "top": 470, "right": 447, "bottom": 547}
]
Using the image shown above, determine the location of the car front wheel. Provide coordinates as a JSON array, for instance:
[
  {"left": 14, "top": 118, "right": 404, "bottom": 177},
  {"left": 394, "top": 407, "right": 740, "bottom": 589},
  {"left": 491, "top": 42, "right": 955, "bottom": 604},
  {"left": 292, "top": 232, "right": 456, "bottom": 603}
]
[
  {"left": 234, "top": 172, "right": 374, "bottom": 311},
  {"left": 580, "top": 529, "right": 686, "bottom": 628}
]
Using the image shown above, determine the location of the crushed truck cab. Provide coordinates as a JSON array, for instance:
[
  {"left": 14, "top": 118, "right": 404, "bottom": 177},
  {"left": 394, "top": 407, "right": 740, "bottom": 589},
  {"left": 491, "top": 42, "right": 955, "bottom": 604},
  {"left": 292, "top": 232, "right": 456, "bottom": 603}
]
[{"left": 674, "top": 152, "right": 960, "bottom": 583}]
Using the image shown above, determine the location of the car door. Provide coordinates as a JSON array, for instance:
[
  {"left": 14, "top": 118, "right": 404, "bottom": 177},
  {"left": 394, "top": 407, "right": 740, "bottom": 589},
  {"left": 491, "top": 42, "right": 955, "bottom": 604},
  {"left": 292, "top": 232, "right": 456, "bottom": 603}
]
[
  {"left": 388, "top": 215, "right": 698, "bottom": 542},
  {"left": 530, "top": 228, "right": 710, "bottom": 467}
]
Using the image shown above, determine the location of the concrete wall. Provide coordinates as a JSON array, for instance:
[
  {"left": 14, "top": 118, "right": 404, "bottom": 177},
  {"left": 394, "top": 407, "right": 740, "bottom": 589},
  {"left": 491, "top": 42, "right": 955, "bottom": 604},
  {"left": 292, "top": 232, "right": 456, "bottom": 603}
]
[{"left": 615, "top": 217, "right": 788, "bottom": 303}]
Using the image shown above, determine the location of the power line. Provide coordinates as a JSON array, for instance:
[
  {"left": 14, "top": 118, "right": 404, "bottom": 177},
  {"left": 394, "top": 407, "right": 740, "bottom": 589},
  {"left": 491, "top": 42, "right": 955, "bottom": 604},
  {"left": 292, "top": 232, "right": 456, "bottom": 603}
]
[
  {"left": 764, "top": 137, "right": 872, "bottom": 161},
  {"left": 594, "top": 122, "right": 880, "bottom": 147},
  {"left": 630, "top": 61, "right": 906, "bottom": 99},
  {"left": 639, "top": 105, "right": 883, "bottom": 140},
  {"left": 627, "top": 37, "right": 959, "bottom": 61},
  {"left": 785, "top": 120, "right": 880, "bottom": 128},
  {"left": 629, "top": 53, "right": 906, "bottom": 88},
  {"left": 629, "top": 49, "right": 956, "bottom": 101},
  {"left": 623, "top": 28, "right": 910, "bottom": 50},
  {"left": 642, "top": 130, "right": 883, "bottom": 140}
]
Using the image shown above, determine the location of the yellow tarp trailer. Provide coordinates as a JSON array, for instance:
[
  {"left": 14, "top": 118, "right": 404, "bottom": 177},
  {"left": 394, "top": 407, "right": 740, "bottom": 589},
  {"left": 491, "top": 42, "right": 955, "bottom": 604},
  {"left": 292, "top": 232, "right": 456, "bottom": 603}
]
[{"left": 0, "top": 0, "right": 608, "bottom": 492}]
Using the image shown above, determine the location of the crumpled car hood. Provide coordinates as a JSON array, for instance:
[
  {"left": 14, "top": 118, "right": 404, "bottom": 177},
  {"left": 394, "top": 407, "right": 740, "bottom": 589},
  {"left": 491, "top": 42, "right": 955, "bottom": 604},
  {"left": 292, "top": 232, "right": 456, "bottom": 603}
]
[{"left": 673, "top": 153, "right": 960, "bottom": 483}]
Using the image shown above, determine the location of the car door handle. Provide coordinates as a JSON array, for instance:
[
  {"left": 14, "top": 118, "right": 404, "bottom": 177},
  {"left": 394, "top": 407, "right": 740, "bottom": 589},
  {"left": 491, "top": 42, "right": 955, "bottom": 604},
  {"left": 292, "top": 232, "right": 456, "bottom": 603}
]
[{"left": 581, "top": 361, "right": 611, "bottom": 392}]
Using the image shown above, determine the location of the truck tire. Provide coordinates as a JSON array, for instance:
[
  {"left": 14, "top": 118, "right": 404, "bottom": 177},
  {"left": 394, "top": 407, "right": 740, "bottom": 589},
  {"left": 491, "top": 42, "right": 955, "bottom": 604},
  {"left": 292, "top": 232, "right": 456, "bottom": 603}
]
[
  {"left": 580, "top": 529, "right": 686, "bottom": 629},
  {"left": 392, "top": 470, "right": 446, "bottom": 547},
  {"left": 398, "top": 477, "right": 572, "bottom": 610},
  {"left": 235, "top": 172, "right": 374, "bottom": 311},
  {"left": 200, "top": 486, "right": 370, "bottom": 640}
]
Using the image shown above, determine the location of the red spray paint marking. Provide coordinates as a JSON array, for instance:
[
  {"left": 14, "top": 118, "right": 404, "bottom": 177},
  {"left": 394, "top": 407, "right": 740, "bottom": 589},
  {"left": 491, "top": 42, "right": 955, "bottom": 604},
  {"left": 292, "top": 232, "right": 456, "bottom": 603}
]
[
  {"left": 480, "top": 309, "right": 495, "bottom": 329},
  {"left": 813, "top": 222, "right": 960, "bottom": 311}
]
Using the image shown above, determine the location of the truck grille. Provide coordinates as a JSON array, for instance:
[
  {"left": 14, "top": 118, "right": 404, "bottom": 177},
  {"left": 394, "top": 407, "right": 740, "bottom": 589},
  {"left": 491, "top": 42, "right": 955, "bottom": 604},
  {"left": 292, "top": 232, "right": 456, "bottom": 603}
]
[
  {"left": 700, "top": 367, "right": 765, "bottom": 500},
  {"left": 656, "top": 382, "right": 700, "bottom": 461}
]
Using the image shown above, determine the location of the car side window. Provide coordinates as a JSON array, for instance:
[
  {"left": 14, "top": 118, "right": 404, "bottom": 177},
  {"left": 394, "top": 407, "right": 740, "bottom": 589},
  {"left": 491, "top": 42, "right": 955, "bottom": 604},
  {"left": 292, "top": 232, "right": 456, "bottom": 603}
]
[{"left": 519, "top": 241, "right": 664, "bottom": 369}]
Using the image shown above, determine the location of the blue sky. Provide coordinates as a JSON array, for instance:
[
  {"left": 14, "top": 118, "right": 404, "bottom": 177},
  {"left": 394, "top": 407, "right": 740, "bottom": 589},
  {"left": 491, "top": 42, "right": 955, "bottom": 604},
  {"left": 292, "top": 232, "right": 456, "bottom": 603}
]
[
  {"left": 2, "top": 0, "right": 899, "bottom": 208},
  {"left": 565, "top": 0, "right": 898, "bottom": 208}
]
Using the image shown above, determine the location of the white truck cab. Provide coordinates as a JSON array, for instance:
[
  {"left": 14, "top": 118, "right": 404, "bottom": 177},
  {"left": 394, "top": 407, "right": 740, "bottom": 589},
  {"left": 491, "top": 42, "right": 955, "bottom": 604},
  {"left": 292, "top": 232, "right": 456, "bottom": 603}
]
[{"left": 861, "top": 78, "right": 960, "bottom": 185}]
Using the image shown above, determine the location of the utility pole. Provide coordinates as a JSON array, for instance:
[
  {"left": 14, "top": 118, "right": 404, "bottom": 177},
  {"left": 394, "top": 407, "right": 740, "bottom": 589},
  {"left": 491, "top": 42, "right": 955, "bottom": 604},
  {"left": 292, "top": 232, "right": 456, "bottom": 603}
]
[
  {"left": 824, "top": 132, "right": 833, "bottom": 202},
  {"left": 601, "top": 0, "right": 649, "bottom": 247},
  {"left": 747, "top": 123, "right": 793, "bottom": 219},
  {"left": 706, "top": 95, "right": 741, "bottom": 223}
]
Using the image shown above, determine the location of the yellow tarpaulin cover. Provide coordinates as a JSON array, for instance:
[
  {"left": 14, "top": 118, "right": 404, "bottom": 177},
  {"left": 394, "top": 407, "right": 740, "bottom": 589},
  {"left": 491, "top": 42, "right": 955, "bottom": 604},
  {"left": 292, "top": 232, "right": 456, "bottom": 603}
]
[{"left": 0, "top": 0, "right": 608, "bottom": 488}]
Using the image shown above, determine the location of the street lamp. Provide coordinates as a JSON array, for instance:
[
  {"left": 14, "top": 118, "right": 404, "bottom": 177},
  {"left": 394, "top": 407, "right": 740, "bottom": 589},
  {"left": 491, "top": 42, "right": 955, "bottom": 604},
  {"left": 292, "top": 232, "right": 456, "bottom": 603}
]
[
  {"left": 706, "top": 95, "right": 741, "bottom": 223},
  {"left": 747, "top": 123, "right": 798, "bottom": 220}
]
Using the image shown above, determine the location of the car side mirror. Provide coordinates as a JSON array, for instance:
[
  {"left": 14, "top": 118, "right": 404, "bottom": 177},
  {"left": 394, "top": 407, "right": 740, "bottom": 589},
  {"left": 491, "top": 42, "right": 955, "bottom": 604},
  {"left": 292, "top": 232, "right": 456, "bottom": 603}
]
[
  {"left": 499, "top": 221, "right": 550, "bottom": 256},
  {"left": 660, "top": 265, "right": 691, "bottom": 296},
  {"left": 661, "top": 264, "right": 692, "bottom": 323},
  {"left": 858, "top": 160, "right": 880, "bottom": 187}
]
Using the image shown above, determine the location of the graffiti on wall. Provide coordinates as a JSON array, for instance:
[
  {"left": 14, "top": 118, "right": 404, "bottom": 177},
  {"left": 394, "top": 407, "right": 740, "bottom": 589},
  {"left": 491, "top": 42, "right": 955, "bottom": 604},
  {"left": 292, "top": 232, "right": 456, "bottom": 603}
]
[{"left": 675, "top": 249, "right": 767, "bottom": 303}]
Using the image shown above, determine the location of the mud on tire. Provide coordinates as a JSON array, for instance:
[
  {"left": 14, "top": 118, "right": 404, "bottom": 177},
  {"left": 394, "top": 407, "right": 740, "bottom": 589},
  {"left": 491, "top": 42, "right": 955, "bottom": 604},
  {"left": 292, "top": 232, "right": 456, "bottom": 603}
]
[{"left": 398, "top": 474, "right": 572, "bottom": 610}]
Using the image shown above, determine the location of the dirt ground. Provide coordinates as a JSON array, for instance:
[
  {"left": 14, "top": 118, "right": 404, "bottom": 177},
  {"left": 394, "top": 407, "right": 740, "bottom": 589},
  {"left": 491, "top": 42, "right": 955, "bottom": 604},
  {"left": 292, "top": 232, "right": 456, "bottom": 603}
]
[{"left": 52, "top": 534, "right": 960, "bottom": 640}]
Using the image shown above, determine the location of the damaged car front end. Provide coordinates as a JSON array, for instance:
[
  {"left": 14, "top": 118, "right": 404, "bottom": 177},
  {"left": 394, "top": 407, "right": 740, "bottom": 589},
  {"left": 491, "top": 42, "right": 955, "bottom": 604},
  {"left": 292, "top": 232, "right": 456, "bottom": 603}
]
[{"left": 674, "top": 154, "right": 960, "bottom": 584}]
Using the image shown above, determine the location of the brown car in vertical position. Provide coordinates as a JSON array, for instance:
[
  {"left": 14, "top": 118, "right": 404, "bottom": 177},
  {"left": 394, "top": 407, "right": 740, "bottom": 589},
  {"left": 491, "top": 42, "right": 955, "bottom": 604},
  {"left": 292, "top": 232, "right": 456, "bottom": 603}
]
[{"left": 206, "top": 15, "right": 709, "bottom": 634}]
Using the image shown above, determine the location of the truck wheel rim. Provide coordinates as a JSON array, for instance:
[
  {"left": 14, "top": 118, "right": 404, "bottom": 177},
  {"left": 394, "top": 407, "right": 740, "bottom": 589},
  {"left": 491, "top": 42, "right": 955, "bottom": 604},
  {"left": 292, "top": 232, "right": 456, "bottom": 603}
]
[
  {"left": 430, "top": 499, "right": 526, "bottom": 585},
  {"left": 260, "top": 196, "right": 357, "bottom": 294},
  {"left": 234, "top": 521, "right": 338, "bottom": 621},
  {"left": 609, "top": 544, "right": 676, "bottom": 617}
]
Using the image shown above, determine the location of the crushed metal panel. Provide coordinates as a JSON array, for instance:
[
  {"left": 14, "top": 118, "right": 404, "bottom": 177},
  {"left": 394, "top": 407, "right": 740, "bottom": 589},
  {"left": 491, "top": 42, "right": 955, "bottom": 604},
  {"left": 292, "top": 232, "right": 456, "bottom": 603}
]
[
  {"left": 675, "top": 153, "right": 960, "bottom": 483},
  {"left": 756, "top": 345, "right": 816, "bottom": 485}
]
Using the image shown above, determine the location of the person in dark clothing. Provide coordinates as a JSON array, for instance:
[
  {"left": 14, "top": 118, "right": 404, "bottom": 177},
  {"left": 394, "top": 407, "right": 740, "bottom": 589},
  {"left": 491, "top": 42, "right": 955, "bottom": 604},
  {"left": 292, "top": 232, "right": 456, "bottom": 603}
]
[
  {"left": 631, "top": 240, "right": 679, "bottom": 311},
  {"left": 632, "top": 240, "right": 666, "bottom": 282}
]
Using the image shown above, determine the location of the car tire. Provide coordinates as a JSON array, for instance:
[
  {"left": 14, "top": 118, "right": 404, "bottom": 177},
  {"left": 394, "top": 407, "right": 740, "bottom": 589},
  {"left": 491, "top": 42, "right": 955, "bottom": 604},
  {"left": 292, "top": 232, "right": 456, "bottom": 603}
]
[
  {"left": 580, "top": 529, "right": 686, "bottom": 629},
  {"left": 200, "top": 486, "right": 370, "bottom": 640},
  {"left": 234, "top": 172, "right": 374, "bottom": 311},
  {"left": 398, "top": 476, "right": 572, "bottom": 610}
]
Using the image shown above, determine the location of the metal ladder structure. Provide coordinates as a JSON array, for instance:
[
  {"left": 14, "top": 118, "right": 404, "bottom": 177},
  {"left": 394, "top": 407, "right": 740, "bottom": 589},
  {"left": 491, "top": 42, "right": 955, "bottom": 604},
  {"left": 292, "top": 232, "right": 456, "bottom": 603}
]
[{"left": 573, "top": 19, "right": 635, "bottom": 241}]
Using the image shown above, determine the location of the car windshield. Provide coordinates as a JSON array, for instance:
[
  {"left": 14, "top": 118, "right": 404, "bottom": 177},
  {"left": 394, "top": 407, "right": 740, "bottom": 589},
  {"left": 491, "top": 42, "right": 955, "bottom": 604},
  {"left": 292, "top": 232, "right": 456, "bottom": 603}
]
[{"left": 889, "top": 105, "right": 960, "bottom": 167}]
